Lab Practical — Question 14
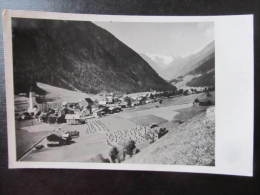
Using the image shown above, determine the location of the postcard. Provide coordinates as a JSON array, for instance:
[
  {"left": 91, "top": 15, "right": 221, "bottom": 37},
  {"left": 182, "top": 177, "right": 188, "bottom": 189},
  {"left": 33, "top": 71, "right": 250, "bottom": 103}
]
[{"left": 2, "top": 10, "right": 254, "bottom": 176}]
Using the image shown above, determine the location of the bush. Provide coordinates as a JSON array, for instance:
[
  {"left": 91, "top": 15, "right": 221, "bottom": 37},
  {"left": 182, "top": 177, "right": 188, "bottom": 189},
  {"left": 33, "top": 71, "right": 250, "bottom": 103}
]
[
  {"left": 123, "top": 140, "right": 136, "bottom": 157},
  {"left": 109, "top": 147, "right": 119, "bottom": 163}
]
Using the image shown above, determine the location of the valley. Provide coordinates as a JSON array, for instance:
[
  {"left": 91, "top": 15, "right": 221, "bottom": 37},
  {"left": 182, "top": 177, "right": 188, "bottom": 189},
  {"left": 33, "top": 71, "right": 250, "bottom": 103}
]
[{"left": 12, "top": 18, "right": 215, "bottom": 166}]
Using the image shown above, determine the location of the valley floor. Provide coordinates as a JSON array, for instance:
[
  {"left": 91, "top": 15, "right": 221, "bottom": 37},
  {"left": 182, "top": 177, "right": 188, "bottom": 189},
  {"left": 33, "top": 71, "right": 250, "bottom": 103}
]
[{"left": 16, "top": 93, "right": 215, "bottom": 166}]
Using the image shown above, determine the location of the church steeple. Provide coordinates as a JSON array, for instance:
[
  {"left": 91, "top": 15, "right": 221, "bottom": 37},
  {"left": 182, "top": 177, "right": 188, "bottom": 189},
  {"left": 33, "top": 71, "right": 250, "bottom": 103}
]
[{"left": 28, "top": 86, "right": 35, "bottom": 113}]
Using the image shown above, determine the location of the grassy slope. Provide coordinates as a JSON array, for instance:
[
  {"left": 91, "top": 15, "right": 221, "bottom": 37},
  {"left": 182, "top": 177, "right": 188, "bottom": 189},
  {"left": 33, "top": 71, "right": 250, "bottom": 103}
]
[
  {"left": 36, "top": 82, "right": 98, "bottom": 103},
  {"left": 125, "top": 107, "right": 215, "bottom": 166},
  {"left": 188, "top": 54, "right": 214, "bottom": 75}
]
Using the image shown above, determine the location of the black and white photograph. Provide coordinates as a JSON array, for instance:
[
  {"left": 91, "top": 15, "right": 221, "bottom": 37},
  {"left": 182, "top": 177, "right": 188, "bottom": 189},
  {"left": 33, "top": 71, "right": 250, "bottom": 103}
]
[
  {"left": 11, "top": 17, "right": 215, "bottom": 165},
  {"left": 3, "top": 10, "right": 253, "bottom": 176}
]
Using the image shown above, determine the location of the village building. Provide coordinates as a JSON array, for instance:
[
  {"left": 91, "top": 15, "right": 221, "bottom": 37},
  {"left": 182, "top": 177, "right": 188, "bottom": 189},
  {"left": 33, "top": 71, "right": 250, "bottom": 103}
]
[
  {"left": 65, "top": 114, "right": 82, "bottom": 125},
  {"left": 27, "top": 90, "right": 37, "bottom": 114},
  {"left": 106, "top": 96, "right": 114, "bottom": 104},
  {"left": 99, "top": 99, "right": 107, "bottom": 105}
]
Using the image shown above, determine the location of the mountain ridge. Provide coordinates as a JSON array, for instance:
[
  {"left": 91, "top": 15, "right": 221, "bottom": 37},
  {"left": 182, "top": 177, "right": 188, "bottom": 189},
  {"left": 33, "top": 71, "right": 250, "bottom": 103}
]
[
  {"left": 139, "top": 41, "right": 215, "bottom": 83},
  {"left": 12, "top": 18, "right": 176, "bottom": 95},
  {"left": 166, "top": 41, "right": 215, "bottom": 81}
]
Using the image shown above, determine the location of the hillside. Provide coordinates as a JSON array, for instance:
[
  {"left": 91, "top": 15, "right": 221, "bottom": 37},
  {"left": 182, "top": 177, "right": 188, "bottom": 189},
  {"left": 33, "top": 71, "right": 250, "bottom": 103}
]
[
  {"left": 12, "top": 18, "right": 176, "bottom": 95},
  {"left": 186, "top": 70, "right": 215, "bottom": 87},
  {"left": 125, "top": 106, "right": 215, "bottom": 165},
  {"left": 139, "top": 41, "right": 215, "bottom": 88}
]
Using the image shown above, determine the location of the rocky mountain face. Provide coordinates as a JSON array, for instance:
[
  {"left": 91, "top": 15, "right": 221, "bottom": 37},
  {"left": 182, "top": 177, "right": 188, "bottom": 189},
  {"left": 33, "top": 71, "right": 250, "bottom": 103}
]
[{"left": 12, "top": 18, "right": 176, "bottom": 95}]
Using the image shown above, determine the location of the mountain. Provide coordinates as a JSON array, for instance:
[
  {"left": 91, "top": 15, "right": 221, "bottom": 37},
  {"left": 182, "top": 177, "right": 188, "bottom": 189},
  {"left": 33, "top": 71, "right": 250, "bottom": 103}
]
[
  {"left": 186, "top": 70, "right": 214, "bottom": 87},
  {"left": 12, "top": 18, "right": 176, "bottom": 95},
  {"left": 144, "top": 53, "right": 174, "bottom": 67},
  {"left": 139, "top": 53, "right": 165, "bottom": 78},
  {"left": 168, "top": 41, "right": 215, "bottom": 88},
  {"left": 139, "top": 53, "right": 175, "bottom": 80},
  {"left": 165, "top": 41, "right": 215, "bottom": 81}
]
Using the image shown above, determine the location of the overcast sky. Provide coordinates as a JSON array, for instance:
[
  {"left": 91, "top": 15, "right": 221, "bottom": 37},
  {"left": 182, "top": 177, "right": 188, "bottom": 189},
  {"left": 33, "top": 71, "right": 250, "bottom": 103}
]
[{"left": 94, "top": 21, "right": 214, "bottom": 58}]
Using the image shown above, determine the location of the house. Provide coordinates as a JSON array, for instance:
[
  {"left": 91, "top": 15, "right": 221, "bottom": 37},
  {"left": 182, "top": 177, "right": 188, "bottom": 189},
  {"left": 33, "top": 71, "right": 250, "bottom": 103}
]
[
  {"left": 131, "top": 100, "right": 139, "bottom": 107},
  {"left": 93, "top": 108, "right": 104, "bottom": 117},
  {"left": 145, "top": 99, "right": 153, "bottom": 104},
  {"left": 99, "top": 99, "right": 107, "bottom": 105},
  {"left": 106, "top": 96, "right": 114, "bottom": 104},
  {"left": 193, "top": 98, "right": 213, "bottom": 106},
  {"left": 119, "top": 101, "right": 128, "bottom": 108},
  {"left": 65, "top": 114, "right": 82, "bottom": 125}
]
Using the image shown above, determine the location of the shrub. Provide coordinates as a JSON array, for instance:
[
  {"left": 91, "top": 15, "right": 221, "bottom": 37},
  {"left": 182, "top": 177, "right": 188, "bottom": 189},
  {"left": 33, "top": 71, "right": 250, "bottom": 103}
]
[
  {"left": 109, "top": 147, "right": 119, "bottom": 163},
  {"left": 123, "top": 140, "right": 136, "bottom": 157}
]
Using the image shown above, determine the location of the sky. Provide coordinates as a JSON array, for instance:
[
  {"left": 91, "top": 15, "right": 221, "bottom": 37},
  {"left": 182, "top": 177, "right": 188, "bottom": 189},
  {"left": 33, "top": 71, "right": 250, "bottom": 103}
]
[{"left": 94, "top": 21, "right": 214, "bottom": 61}]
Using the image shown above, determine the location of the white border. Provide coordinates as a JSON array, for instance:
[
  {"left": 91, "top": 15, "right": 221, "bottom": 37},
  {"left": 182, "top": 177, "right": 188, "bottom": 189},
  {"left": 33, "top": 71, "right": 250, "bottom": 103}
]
[{"left": 2, "top": 10, "right": 254, "bottom": 176}]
